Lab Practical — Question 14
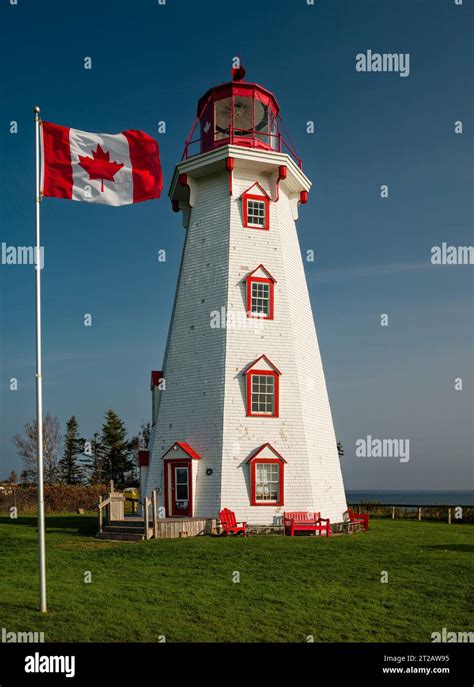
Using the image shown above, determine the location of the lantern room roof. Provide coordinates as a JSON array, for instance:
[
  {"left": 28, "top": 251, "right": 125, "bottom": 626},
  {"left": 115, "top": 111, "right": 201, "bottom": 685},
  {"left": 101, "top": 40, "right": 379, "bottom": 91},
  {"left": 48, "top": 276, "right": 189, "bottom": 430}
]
[{"left": 197, "top": 80, "right": 280, "bottom": 117}]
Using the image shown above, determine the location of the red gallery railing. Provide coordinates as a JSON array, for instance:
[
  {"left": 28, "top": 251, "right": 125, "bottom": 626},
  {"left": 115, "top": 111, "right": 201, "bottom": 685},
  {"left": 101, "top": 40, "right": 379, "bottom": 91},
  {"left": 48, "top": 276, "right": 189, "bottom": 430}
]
[{"left": 181, "top": 94, "right": 303, "bottom": 170}]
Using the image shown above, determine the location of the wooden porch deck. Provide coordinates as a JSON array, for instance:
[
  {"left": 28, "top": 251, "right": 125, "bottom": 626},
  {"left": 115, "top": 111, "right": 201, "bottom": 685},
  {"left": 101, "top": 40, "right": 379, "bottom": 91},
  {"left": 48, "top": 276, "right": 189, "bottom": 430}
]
[
  {"left": 97, "top": 515, "right": 218, "bottom": 541},
  {"left": 96, "top": 516, "right": 362, "bottom": 541},
  {"left": 97, "top": 488, "right": 363, "bottom": 541}
]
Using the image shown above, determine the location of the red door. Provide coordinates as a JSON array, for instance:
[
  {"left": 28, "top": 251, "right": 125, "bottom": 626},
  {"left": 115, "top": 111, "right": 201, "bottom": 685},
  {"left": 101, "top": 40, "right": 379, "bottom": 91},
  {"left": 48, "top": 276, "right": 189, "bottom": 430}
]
[{"left": 169, "top": 461, "right": 191, "bottom": 517}]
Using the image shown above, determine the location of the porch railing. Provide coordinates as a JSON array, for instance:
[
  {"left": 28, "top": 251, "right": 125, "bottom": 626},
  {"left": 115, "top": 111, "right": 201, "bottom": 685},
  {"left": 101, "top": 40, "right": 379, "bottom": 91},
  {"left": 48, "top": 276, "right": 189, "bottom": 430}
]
[
  {"left": 98, "top": 495, "right": 112, "bottom": 534},
  {"left": 143, "top": 490, "right": 159, "bottom": 540}
]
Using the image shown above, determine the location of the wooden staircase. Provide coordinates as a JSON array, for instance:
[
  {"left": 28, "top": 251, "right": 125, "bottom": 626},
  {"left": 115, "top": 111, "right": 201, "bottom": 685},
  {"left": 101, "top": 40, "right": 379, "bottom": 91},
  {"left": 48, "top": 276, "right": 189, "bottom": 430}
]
[
  {"left": 96, "top": 484, "right": 217, "bottom": 541},
  {"left": 97, "top": 484, "right": 153, "bottom": 542},
  {"left": 96, "top": 519, "right": 152, "bottom": 542}
]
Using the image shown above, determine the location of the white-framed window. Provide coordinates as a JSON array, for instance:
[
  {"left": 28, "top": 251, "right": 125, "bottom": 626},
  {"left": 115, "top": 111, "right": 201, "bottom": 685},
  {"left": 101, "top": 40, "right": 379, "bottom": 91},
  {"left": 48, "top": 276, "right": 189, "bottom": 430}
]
[
  {"left": 175, "top": 467, "right": 189, "bottom": 501},
  {"left": 251, "top": 374, "right": 275, "bottom": 415},
  {"left": 251, "top": 280, "right": 271, "bottom": 316},
  {"left": 255, "top": 462, "right": 280, "bottom": 502},
  {"left": 248, "top": 444, "right": 286, "bottom": 507},
  {"left": 242, "top": 187, "right": 270, "bottom": 230},
  {"left": 247, "top": 198, "right": 266, "bottom": 227},
  {"left": 245, "top": 356, "right": 280, "bottom": 418},
  {"left": 246, "top": 267, "right": 276, "bottom": 320}
]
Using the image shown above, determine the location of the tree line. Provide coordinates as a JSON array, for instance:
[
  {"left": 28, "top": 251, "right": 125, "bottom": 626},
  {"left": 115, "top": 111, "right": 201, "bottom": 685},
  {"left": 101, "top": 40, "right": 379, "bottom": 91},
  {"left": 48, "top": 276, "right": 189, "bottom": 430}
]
[
  {"left": 8, "top": 415, "right": 344, "bottom": 488},
  {"left": 9, "top": 410, "right": 150, "bottom": 488}
]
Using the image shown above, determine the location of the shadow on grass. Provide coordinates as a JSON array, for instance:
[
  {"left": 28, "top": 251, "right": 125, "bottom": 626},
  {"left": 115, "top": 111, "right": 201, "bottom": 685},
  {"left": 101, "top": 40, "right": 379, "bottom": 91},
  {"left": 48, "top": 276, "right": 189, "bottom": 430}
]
[
  {"left": 1, "top": 600, "right": 40, "bottom": 613},
  {"left": 425, "top": 544, "right": 474, "bottom": 553},
  {"left": 0, "top": 515, "right": 97, "bottom": 537}
]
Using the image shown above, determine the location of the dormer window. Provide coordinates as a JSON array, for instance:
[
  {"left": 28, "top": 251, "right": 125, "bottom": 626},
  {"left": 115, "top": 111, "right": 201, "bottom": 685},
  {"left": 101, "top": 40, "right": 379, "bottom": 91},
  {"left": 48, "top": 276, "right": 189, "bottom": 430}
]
[
  {"left": 247, "top": 443, "right": 286, "bottom": 506},
  {"left": 246, "top": 196, "right": 267, "bottom": 227},
  {"left": 251, "top": 280, "right": 271, "bottom": 316},
  {"left": 246, "top": 265, "right": 276, "bottom": 319},
  {"left": 242, "top": 183, "right": 270, "bottom": 230},
  {"left": 244, "top": 355, "right": 281, "bottom": 418}
]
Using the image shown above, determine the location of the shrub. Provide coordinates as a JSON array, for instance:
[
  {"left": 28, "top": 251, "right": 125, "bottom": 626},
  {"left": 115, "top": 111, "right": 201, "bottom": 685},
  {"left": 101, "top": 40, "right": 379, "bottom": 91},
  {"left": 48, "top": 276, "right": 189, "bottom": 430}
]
[{"left": 0, "top": 484, "right": 108, "bottom": 514}]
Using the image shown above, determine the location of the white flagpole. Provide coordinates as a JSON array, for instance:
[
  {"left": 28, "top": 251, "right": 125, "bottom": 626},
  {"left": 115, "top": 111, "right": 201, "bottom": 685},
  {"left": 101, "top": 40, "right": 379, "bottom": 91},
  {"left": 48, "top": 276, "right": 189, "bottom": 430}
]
[{"left": 34, "top": 105, "right": 47, "bottom": 613}]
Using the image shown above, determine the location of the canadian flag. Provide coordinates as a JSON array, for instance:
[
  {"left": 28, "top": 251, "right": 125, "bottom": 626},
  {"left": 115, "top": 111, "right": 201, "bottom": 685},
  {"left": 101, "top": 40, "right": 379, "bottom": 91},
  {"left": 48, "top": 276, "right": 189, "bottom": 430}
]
[{"left": 41, "top": 121, "right": 162, "bottom": 206}]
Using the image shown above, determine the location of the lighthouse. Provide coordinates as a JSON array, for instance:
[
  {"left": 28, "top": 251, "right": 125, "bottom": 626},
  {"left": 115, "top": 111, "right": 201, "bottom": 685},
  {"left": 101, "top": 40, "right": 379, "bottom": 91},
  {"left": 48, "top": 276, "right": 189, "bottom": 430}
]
[{"left": 141, "top": 66, "right": 348, "bottom": 525}]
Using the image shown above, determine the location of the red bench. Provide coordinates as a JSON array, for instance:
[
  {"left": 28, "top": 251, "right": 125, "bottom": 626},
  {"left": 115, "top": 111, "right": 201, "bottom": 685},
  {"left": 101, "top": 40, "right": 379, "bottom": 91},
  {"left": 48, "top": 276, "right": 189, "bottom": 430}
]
[
  {"left": 283, "top": 511, "right": 331, "bottom": 537},
  {"left": 348, "top": 508, "right": 369, "bottom": 531},
  {"left": 219, "top": 508, "right": 247, "bottom": 536}
]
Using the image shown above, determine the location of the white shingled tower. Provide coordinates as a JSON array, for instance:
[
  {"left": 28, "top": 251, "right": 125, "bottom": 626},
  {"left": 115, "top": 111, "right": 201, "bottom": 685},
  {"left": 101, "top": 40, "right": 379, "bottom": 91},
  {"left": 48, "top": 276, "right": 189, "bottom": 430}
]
[{"left": 142, "top": 65, "right": 347, "bottom": 525}]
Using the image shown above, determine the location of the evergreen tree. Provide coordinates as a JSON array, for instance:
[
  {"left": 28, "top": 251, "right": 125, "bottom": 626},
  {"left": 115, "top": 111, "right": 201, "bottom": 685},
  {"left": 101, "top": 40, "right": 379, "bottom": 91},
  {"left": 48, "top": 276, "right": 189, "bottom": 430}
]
[
  {"left": 20, "top": 469, "right": 29, "bottom": 484},
  {"left": 8, "top": 470, "right": 17, "bottom": 483},
  {"left": 82, "top": 432, "right": 105, "bottom": 485},
  {"left": 100, "top": 410, "right": 134, "bottom": 487},
  {"left": 140, "top": 421, "right": 151, "bottom": 448},
  {"left": 129, "top": 421, "right": 151, "bottom": 485},
  {"left": 59, "top": 416, "right": 85, "bottom": 484}
]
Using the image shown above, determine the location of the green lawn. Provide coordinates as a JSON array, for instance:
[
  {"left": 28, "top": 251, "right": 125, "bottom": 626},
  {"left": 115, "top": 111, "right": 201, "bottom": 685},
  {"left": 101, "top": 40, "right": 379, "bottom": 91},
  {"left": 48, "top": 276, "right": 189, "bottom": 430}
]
[{"left": 0, "top": 516, "right": 472, "bottom": 642}]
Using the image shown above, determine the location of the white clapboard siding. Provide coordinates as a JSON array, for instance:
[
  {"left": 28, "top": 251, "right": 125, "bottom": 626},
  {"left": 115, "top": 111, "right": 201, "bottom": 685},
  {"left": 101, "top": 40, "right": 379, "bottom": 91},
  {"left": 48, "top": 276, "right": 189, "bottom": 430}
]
[{"left": 144, "top": 148, "right": 347, "bottom": 525}]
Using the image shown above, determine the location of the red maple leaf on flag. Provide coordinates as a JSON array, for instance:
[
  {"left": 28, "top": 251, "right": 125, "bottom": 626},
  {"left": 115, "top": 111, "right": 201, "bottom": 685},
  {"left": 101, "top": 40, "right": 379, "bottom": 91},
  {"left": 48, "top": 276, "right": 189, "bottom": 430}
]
[{"left": 78, "top": 144, "right": 124, "bottom": 192}]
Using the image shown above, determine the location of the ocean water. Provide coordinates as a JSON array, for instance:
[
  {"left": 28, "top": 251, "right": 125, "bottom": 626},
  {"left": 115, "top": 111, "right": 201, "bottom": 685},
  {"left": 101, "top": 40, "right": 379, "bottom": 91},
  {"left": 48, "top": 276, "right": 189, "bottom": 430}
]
[{"left": 346, "top": 491, "right": 473, "bottom": 506}]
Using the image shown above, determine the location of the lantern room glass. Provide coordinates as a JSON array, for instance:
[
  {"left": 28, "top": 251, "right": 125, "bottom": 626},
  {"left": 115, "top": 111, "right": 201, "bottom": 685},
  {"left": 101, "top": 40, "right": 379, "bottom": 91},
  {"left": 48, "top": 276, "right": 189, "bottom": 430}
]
[{"left": 206, "top": 93, "right": 279, "bottom": 151}]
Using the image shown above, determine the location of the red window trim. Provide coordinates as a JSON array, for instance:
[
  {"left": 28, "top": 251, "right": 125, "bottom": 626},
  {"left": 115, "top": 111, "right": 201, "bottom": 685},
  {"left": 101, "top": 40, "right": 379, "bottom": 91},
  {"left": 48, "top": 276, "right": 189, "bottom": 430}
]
[
  {"left": 249, "top": 457, "right": 284, "bottom": 507},
  {"left": 246, "top": 275, "right": 274, "bottom": 320},
  {"left": 246, "top": 369, "right": 279, "bottom": 418},
  {"left": 243, "top": 193, "right": 270, "bottom": 230}
]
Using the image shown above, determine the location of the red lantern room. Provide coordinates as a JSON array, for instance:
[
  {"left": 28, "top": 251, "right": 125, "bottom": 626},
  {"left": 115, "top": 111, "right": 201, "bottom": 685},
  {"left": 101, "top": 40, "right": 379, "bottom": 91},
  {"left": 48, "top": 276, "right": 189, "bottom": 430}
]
[
  {"left": 197, "top": 65, "right": 280, "bottom": 153},
  {"left": 182, "top": 65, "right": 302, "bottom": 168}
]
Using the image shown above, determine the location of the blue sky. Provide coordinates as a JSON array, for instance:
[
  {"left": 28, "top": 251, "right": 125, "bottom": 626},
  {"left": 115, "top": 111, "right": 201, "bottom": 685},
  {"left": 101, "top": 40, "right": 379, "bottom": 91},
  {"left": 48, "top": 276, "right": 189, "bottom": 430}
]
[{"left": 0, "top": 0, "right": 472, "bottom": 490}]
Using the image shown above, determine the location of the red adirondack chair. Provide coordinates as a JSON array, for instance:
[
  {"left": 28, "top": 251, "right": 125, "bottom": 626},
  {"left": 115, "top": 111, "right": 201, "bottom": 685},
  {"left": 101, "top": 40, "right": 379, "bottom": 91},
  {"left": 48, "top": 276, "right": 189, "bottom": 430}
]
[
  {"left": 219, "top": 508, "right": 247, "bottom": 536},
  {"left": 347, "top": 508, "right": 369, "bottom": 531}
]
